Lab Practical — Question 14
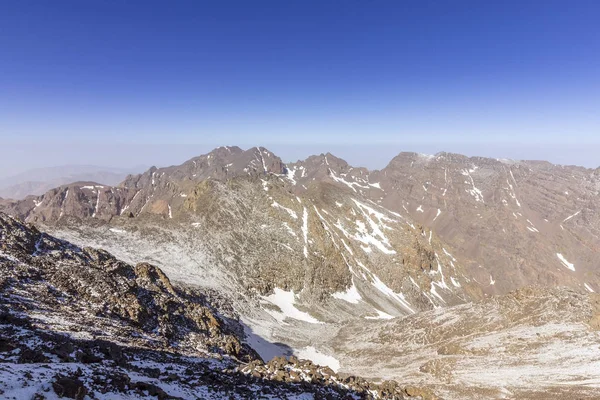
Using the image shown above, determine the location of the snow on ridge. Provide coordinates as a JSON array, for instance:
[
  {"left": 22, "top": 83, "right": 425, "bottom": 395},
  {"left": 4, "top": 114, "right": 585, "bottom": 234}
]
[
  {"left": 282, "top": 222, "right": 297, "bottom": 237},
  {"left": 285, "top": 166, "right": 297, "bottom": 185},
  {"left": 557, "top": 253, "right": 575, "bottom": 271},
  {"left": 442, "top": 247, "right": 457, "bottom": 262},
  {"left": 450, "top": 276, "right": 461, "bottom": 287},
  {"left": 120, "top": 190, "right": 140, "bottom": 215},
  {"left": 301, "top": 207, "right": 309, "bottom": 258},
  {"left": 329, "top": 170, "right": 370, "bottom": 192},
  {"left": 434, "top": 257, "right": 449, "bottom": 290},
  {"left": 525, "top": 219, "right": 539, "bottom": 233},
  {"left": 92, "top": 191, "right": 101, "bottom": 218},
  {"left": 563, "top": 210, "right": 581, "bottom": 223},
  {"left": 350, "top": 199, "right": 397, "bottom": 255},
  {"left": 430, "top": 282, "right": 446, "bottom": 304},
  {"left": 351, "top": 260, "right": 414, "bottom": 313},
  {"left": 353, "top": 220, "right": 396, "bottom": 255},
  {"left": 257, "top": 147, "right": 268, "bottom": 173},
  {"left": 371, "top": 274, "right": 414, "bottom": 313},
  {"left": 262, "top": 288, "right": 322, "bottom": 324},
  {"left": 272, "top": 201, "right": 298, "bottom": 219},
  {"left": 462, "top": 168, "right": 484, "bottom": 203}
]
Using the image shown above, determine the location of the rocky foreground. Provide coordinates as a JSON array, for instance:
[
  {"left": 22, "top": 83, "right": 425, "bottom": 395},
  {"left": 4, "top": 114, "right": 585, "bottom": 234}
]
[{"left": 0, "top": 212, "right": 426, "bottom": 399}]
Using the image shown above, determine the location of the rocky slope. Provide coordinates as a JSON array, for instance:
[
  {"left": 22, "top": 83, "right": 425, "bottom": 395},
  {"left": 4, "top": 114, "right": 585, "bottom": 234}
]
[
  {"left": 332, "top": 286, "right": 600, "bottom": 399},
  {"left": 372, "top": 153, "right": 600, "bottom": 296},
  {"left": 284, "top": 151, "right": 600, "bottom": 297},
  {"left": 0, "top": 212, "right": 419, "bottom": 399},
  {"left": 1, "top": 146, "right": 599, "bottom": 398}
]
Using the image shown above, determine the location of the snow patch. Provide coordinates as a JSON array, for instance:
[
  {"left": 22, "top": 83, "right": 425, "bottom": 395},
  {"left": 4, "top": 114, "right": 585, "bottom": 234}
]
[
  {"left": 332, "top": 282, "right": 362, "bottom": 304},
  {"left": 371, "top": 274, "right": 414, "bottom": 313},
  {"left": 301, "top": 207, "right": 309, "bottom": 258},
  {"left": 92, "top": 191, "right": 101, "bottom": 218},
  {"left": 350, "top": 199, "right": 397, "bottom": 255},
  {"left": 563, "top": 210, "right": 581, "bottom": 223},
  {"left": 262, "top": 288, "right": 322, "bottom": 324},
  {"left": 450, "top": 276, "right": 461, "bottom": 287},
  {"left": 462, "top": 169, "right": 484, "bottom": 203},
  {"left": 365, "top": 309, "right": 395, "bottom": 320},
  {"left": 557, "top": 253, "right": 575, "bottom": 271},
  {"left": 295, "top": 347, "right": 340, "bottom": 372}
]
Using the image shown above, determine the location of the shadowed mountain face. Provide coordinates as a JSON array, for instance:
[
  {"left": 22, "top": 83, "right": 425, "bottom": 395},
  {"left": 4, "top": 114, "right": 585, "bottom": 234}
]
[{"left": 1, "top": 146, "right": 599, "bottom": 399}]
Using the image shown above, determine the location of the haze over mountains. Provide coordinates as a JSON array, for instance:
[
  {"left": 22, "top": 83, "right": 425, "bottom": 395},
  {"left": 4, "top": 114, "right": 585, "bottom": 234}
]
[
  {"left": 1, "top": 145, "right": 600, "bottom": 399},
  {"left": 0, "top": 165, "right": 147, "bottom": 200}
]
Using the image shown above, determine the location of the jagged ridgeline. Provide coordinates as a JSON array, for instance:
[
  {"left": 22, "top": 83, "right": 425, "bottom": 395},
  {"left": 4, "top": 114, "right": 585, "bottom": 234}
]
[{"left": 1, "top": 146, "right": 599, "bottom": 399}]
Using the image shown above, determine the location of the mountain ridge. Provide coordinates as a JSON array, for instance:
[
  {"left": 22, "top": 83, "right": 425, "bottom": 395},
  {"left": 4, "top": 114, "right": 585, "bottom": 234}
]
[
  {"left": 1, "top": 145, "right": 598, "bottom": 301},
  {"left": 1, "top": 145, "right": 599, "bottom": 398}
]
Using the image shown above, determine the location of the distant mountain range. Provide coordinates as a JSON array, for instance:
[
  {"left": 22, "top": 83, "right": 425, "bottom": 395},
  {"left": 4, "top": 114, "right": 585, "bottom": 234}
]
[
  {"left": 0, "top": 164, "right": 147, "bottom": 200},
  {"left": 1, "top": 145, "right": 599, "bottom": 398}
]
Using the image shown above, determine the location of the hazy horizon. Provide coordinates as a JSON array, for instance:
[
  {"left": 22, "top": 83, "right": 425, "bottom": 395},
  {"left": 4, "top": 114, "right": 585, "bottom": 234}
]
[
  {"left": 1, "top": 141, "right": 598, "bottom": 181},
  {"left": 2, "top": 1, "right": 599, "bottom": 177}
]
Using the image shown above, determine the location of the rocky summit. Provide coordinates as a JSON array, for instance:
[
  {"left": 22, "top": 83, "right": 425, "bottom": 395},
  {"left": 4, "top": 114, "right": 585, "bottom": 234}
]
[{"left": 1, "top": 146, "right": 599, "bottom": 399}]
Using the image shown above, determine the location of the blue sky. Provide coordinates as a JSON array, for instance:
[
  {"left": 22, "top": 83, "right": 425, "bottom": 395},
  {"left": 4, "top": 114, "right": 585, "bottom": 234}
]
[{"left": 1, "top": 1, "right": 599, "bottom": 176}]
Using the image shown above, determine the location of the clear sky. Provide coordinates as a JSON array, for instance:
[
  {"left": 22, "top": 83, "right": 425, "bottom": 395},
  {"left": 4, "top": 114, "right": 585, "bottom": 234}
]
[{"left": 1, "top": 0, "right": 599, "bottom": 177}]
